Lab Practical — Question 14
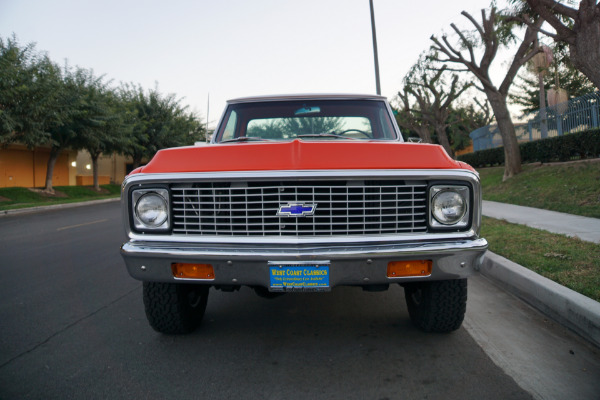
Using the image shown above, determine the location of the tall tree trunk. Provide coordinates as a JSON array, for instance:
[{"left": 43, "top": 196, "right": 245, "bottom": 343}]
[
  {"left": 570, "top": 45, "right": 600, "bottom": 91},
  {"left": 416, "top": 126, "right": 433, "bottom": 143},
  {"left": 487, "top": 92, "right": 522, "bottom": 180},
  {"left": 44, "top": 146, "right": 61, "bottom": 193},
  {"left": 569, "top": 13, "right": 600, "bottom": 91},
  {"left": 91, "top": 153, "right": 100, "bottom": 191},
  {"left": 538, "top": 71, "right": 548, "bottom": 139},
  {"left": 434, "top": 124, "right": 454, "bottom": 157}
]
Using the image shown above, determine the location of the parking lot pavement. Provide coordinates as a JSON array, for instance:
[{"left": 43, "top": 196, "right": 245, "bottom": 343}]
[
  {"left": 2, "top": 200, "right": 599, "bottom": 399},
  {"left": 480, "top": 201, "right": 600, "bottom": 350},
  {"left": 465, "top": 272, "right": 600, "bottom": 400}
]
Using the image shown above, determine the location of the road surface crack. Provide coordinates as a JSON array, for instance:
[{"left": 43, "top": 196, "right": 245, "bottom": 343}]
[{"left": 0, "top": 285, "right": 141, "bottom": 370}]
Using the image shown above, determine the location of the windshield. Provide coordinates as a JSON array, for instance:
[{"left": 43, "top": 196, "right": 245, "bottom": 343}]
[{"left": 215, "top": 99, "right": 400, "bottom": 143}]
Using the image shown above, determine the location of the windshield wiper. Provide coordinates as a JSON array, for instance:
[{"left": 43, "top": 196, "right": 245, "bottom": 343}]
[
  {"left": 296, "top": 132, "right": 358, "bottom": 140},
  {"left": 220, "top": 136, "right": 275, "bottom": 143}
]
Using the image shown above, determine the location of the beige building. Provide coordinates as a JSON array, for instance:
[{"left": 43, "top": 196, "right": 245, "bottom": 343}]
[
  {"left": 0, "top": 144, "right": 77, "bottom": 188},
  {"left": 74, "top": 151, "right": 132, "bottom": 186},
  {"left": 0, "top": 144, "right": 133, "bottom": 188}
]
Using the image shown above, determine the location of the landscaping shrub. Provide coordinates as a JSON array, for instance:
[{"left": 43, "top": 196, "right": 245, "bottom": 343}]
[{"left": 458, "top": 129, "right": 600, "bottom": 167}]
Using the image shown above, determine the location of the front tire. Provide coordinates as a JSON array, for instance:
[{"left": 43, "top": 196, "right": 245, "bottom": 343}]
[
  {"left": 143, "top": 282, "right": 209, "bottom": 334},
  {"left": 404, "top": 279, "right": 467, "bottom": 333}
]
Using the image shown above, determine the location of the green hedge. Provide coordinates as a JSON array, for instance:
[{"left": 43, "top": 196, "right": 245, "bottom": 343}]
[{"left": 458, "top": 129, "right": 600, "bottom": 167}]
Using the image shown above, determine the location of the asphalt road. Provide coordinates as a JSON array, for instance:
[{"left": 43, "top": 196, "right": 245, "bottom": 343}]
[{"left": 0, "top": 202, "right": 590, "bottom": 399}]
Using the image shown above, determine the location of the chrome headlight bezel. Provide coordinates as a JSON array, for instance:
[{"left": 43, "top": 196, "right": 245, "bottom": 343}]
[
  {"left": 131, "top": 188, "right": 170, "bottom": 232},
  {"left": 429, "top": 185, "right": 470, "bottom": 229}
]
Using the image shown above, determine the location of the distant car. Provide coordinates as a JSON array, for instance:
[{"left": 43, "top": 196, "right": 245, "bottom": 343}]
[{"left": 120, "top": 94, "right": 488, "bottom": 334}]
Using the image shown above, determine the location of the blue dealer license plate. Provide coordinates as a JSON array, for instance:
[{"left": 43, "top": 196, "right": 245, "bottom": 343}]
[{"left": 269, "top": 262, "right": 330, "bottom": 292}]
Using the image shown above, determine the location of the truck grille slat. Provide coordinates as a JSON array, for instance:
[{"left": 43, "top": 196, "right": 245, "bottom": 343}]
[{"left": 171, "top": 180, "right": 428, "bottom": 236}]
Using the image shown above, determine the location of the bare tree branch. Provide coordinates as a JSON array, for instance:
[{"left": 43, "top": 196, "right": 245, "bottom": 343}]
[
  {"left": 428, "top": 6, "right": 546, "bottom": 179},
  {"left": 426, "top": 66, "right": 471, "bottom": 73},
  {"left": 431, "top": 33, "right": 495, "bottom": 90},
  {"left": 442, "top": 34, "right": 466, "bottom": 60},
  {"left": 511, "top": 14, "right": 560, "bottom": 39},
  {"left": 527, "top": 0, "right": 576, "bottom": 42},
  {"left": 498, "top": 18, "right": 543, "bottom": 96},
  {"left": 527, "top": 0, "right": 600, "bottom": 89},
  {"left": 450, "top": 23, "right": 477, "bottom": 63},
  {"left": 536, "top": 0, "right": 579, "bottom": 19},
  {"left": 461, "top": 9, "right": 486, "bottom": 38}
]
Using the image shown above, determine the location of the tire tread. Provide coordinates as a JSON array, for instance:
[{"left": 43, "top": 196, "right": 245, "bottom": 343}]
[
  {"left": 143, "top": 282, "right": 209, "bottom": 334},
  {"left": 404, "top": 279, "right": 467, "bottom": 333}
]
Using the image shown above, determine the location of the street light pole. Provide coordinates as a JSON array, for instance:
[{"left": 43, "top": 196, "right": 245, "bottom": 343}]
[
  {"left": 369, "top": 0, "right": 381, "bottom": 95},
  {"left": 206, "top": 93, "right": 210, "bottom": 142}
]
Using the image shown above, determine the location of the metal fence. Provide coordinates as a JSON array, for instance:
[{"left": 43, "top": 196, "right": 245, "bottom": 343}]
[{"left": 470, "top": 91, "right": 600, "bottom": 152}]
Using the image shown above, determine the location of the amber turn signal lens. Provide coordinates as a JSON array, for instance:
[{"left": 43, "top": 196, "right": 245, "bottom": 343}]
[
  {"left": 171, "top": 263, "right": 214, "bottom": 279},
  {"left": 387, "top": 260, "right": 432, "bottom": 278}
]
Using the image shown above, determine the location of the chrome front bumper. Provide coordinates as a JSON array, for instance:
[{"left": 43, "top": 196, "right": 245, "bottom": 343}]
[{"left": 121, "top": 238, "right": 488, "bottom": 288}]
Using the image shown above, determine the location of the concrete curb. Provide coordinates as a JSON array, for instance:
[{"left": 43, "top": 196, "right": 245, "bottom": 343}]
[
  {"left": 480, "top": 251, "right": 600, "bottom": 348},
  {"left": 0, "top": 197, "right": 120, "bottom": 218}
]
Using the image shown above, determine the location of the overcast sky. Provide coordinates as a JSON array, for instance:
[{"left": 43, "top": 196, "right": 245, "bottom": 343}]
[{"left": 1, "top": 0, "right": 511, "bottom": 128}]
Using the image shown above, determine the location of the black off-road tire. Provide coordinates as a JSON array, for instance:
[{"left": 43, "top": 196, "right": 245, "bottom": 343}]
[
  {"left": 143, "top": 282, "right": 209, "bottom": 334},
  {"left": 404, "top": 279, "right": 467, "bottom": 333}
]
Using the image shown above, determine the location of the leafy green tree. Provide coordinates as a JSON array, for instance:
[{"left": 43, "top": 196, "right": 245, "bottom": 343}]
[
  {"left": 0, "top": 35, "right": 62, "bottom": 149},
  {"left": 1, "top": 35, "right": 203, "bottom": 191},
  {"left": 0, "top": 37, "right": 84, "bottom": 193},
  {"left": 247, "top": 119, "right": 285, "bottom": 139},
  {"left": 120, "top": 85, "right": 204, "bottom": 168},
  {"left": 77, "top": 79, "right": 131, "bottom": 191},
  {"left": 41, "top": 65, "right": 94, "bottom": 193},
  {"left": 282, "top": 117, "right": 343, "bottom": 137},
  {"left": 446, "top": 99, "right": 494, "bottom": 152}
]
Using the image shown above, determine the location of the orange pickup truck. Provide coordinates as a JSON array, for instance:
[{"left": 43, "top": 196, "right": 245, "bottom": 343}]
[{"left": 121, "top": 94, "right": 488, "bottom": 334}]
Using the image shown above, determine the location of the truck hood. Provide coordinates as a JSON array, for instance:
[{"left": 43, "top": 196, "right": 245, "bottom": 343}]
[{"left": 138, "top": 140, "right": 472, "bottom": 174}]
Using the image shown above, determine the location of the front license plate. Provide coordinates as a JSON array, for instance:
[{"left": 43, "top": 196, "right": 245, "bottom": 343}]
[{"left": 269, "top": 262, "right": 330, "bottom": 292}]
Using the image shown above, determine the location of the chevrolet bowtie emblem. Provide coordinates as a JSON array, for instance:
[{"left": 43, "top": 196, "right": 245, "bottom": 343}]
[{"left": 277, "top": 203, "right": 317, "bottom": 217}]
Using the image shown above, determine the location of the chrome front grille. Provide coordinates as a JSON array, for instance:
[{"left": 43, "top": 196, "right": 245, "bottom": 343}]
[{"left": 171, "top": 180, "right": 428, "bottom": 236}]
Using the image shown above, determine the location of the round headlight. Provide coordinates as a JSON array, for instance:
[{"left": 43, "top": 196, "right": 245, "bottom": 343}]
[
  {"left": 432, "top": 190, "right": 467, "bottom": 225},
  {"left": 135, "top": 193, "right": 168, "bottom": 227}
]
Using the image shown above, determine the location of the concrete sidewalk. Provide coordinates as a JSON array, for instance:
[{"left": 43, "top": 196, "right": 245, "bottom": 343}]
[{"left": 483, "top": 200, "right": 600, "bottom": 244}]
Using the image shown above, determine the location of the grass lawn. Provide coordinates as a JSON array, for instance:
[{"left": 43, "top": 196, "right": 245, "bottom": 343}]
[
  {"left": 477, "top": 160, "right": 600, "bottom": 218},
  {"left": 0, "top": 184, "right": 121, "bottom": 211},
  {"left": 482, "top": 216, "right": 600, "bottom": 302}
]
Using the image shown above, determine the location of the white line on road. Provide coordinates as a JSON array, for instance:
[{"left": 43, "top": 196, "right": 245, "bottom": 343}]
[{"left": 57, "top": 219, "right": 108, "bottom": 231}]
